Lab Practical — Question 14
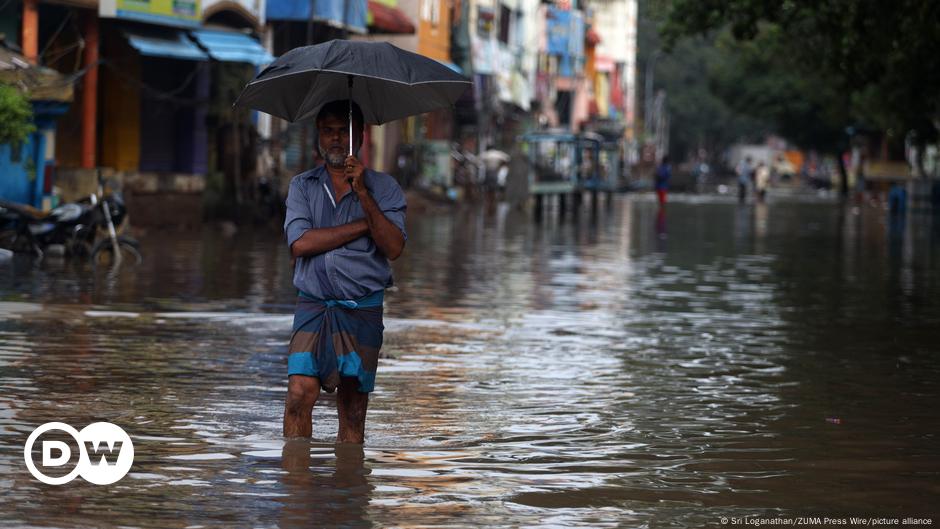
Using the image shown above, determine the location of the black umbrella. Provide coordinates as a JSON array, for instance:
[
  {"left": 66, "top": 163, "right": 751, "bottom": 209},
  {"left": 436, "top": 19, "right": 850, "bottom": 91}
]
[{"left": 234, "top": 39, "right": 471, "bottom": 156}]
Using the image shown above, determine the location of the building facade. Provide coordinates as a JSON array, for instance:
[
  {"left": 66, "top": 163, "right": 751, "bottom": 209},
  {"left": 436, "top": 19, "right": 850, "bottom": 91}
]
[{"left": 3, "top": 0, "right": 638, "bottom": 217}]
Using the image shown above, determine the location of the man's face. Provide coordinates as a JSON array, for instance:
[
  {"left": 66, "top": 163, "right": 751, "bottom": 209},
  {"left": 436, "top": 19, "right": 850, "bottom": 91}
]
[{"left": 317, "top": 115, "right": 362, "bottom": 168}]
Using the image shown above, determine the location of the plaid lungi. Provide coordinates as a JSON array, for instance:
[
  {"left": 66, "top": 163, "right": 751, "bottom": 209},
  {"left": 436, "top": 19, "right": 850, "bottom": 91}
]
[{"left": 287, "top": 290, "right": 384, "bottom": 393}]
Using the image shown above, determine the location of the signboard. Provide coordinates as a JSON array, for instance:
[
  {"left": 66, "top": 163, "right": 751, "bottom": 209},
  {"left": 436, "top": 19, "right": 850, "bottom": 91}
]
[
  {"left": 100, "top": 0, "right": 202, "bottom": 28},
  {"left": 471, "top": 37, "right": 497, "bottom": 75},
  {"left": 546, "top": 7, "right": 571, "bottom": 56},
  {"left": 546, "top": 6, "right": 583, "bottom": 77}
]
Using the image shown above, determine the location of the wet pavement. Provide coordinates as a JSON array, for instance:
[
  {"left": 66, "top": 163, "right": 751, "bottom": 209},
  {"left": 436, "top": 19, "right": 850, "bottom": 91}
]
[{"left": 1, "top": 194, "right": 939, "bottom": 527}]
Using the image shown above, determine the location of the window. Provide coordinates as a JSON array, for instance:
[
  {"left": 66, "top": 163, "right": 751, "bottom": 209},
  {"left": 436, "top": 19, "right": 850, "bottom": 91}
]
[{"left": 498, "top": 4, "right": 511, "bottom": 43}]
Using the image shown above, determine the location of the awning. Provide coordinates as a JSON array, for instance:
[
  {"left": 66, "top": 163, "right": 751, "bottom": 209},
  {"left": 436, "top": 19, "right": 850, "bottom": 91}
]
[
  {"left": 189, "top": 29, "right": 274, "bottom": 66},
  {"left": 123, "top": 28, "right": 208, "bottom": 61},
  {"left": 266, "top": 0, "right": 367, "bottom": 34},
  {"left": 367, "top": 0, "right": 415, "bottom": 34}
]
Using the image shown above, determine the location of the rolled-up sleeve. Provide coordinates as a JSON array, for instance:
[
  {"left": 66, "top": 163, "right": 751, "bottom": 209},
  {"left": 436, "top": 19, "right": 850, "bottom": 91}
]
[
  {"left": 284, "top": 176, "right": 312, "bottom": 248},
  {"left": 375, "top": 174, "right": 408, "bottom": 241}
]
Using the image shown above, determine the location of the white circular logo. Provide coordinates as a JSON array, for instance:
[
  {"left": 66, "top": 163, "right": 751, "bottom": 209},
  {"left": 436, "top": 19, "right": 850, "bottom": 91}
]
[{"left": 24, "top": 421, "right": 134, "bottom": 485}]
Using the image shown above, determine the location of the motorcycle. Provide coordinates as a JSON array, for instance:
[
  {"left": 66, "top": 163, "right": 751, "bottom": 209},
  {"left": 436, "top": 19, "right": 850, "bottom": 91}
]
[{"left": 0, "top": 181, "right": 141, "bottom": 266}]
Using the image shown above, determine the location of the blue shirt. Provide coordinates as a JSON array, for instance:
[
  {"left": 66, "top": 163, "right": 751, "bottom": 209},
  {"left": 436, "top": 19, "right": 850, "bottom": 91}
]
[{"left": 284, "top": 165, "right": 407, "bottom": 300}]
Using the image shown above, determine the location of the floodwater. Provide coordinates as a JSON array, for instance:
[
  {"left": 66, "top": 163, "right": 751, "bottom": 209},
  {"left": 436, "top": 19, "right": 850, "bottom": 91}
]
[{"left": 1, "top": 194, "right": 939, "bottom": 528}]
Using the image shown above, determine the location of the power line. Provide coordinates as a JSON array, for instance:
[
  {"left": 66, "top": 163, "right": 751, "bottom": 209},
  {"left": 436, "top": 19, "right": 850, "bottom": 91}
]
[{"left": 39, "top": 9, "right": 75, "bottom": 62}]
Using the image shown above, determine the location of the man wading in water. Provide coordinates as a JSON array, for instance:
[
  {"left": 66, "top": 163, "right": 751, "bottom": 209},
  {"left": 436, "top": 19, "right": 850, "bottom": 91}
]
[{"left": 282, "top": 100, "right": 407, "bottom": 443}]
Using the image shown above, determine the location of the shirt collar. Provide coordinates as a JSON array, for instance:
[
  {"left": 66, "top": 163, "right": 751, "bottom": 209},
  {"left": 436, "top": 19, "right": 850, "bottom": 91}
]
[
  {"left": 303, "top": 165, "right": 328, "bottom": 181},
  {"left": 303, "top": 164, "right": 373, "bottom": 185}
]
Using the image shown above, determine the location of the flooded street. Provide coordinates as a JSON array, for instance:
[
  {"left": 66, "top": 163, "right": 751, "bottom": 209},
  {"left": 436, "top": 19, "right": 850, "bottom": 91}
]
[{"left": 1, "top": 195, "right": 939, "bottom": 527}]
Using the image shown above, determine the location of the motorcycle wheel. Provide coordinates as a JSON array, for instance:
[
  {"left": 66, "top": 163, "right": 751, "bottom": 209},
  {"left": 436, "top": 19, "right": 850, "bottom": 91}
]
[
  {"left": 91, "top": 236, "right": 142, "bottom": 267},
  {"left": 0, "top": 227, "right": 42, "bottom": 256}
]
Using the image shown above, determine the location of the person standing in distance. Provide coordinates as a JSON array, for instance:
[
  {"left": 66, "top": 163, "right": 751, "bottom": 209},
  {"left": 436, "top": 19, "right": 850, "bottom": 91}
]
[{"left": 655, "top": 155, "right": 671, "bottom": 207}]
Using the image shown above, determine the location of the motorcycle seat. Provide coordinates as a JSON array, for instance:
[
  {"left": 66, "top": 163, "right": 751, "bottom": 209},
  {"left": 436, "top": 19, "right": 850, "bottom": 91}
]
[{"left": 0, "top": 199, "right": 49, "bottom": 221}]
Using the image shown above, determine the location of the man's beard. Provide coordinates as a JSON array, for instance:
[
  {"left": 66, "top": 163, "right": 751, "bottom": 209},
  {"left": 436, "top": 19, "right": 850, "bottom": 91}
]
[{"left": 319, "top": 143, "right": 359, "bottom": 168}]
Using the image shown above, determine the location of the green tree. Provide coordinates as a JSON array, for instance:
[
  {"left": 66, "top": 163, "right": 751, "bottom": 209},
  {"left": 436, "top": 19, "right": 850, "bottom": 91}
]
[
  {"left": 0, "top": 83, "right": 36, "bottom": 145},
  {"left": 660, "top": 0, "right": 940, "bottom": 172},
  {"left": 638, "top": 0, "right": 769, "bottom": 168},
  {"left": 707, "top": 27, "right": 850, "bottom": 152}
]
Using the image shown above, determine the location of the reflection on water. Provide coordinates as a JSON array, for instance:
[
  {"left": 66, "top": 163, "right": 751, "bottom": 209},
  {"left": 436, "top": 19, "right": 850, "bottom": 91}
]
[
  {"left": 279, "top": 441, "right": 372, "bottom": 529},
  {"left": 1, "top": 195, "right": 938, "bottom": 527}
]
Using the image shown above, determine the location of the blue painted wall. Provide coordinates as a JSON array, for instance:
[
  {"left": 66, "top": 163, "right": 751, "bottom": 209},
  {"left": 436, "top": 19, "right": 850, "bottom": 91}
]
[
  {"left": 0, "top": 102, "right": 69, "bottom": 208},
  {"left": 0, "top": 137, "right": 42, "bottom": 207}
]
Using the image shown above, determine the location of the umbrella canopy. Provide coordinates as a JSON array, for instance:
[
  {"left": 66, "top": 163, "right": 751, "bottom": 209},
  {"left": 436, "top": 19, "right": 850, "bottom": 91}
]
[
  {"left": 481, "top": 149, "right": 510, "bottom": 171},
  {"left": 233, "top": 39, "right": 471, "bottom": 125}
]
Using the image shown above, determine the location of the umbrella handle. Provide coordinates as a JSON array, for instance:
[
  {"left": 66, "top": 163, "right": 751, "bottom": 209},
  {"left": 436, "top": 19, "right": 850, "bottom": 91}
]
[
  {"left": 347, "top": 76, "right": 356, "bottom": 195},
  {"left": 348, "top": 76, "right": 354, "bottom": 157}
]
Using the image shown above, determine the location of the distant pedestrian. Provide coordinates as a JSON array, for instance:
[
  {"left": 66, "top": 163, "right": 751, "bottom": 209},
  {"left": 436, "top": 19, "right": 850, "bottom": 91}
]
[
  {"left": 754, "top": 162, "right": 770, "bottom": 203},
  {"left": 496, "top": 161, "right": 509, "bottom": 198},
  {"left": 736, "top": 156, "right": 753, "bottom": 203},
  {"left": 854, "top": 153, "right": 867, "bottom": 203},
  {"left": 481, "top": 145, "right": 507, "bottom": 207},
  {"left": 655, "top": 155, "right": 671, "bottom": 206},
  {"left": 888, "top": 181, "right": 907, "bottom": 216},
  {"left": 505, "top": 144, "right": 530, "bottom": 210},
  {"left": 888, "top": 181, "right": 908, "bottom": 238}
]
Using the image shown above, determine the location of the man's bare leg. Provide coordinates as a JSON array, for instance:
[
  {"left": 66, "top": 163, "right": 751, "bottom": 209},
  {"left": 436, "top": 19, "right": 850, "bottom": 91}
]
[
  {"left": 284, "top": 374, "right": 320, "bottom": 437},
  {"left": 336, "top": 377, "right": 369, "bottom": 444}
]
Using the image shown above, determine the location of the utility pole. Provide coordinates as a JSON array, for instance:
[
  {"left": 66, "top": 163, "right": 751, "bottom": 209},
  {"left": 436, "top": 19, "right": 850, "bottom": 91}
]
[
  {"left": 656, "top": 90, "right": 668, "bottom": 161},
  {"left": 643, "top": 50, "right": 660, "bottom": 139},
  {"left": 307, "top": 0, "right": 315, "bottom": 44}
]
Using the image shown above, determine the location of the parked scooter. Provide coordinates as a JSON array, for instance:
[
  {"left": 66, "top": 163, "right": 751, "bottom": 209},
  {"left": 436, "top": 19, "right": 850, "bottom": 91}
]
[{"left": 0, "top": 181, "right": 141, "bottom": 265}]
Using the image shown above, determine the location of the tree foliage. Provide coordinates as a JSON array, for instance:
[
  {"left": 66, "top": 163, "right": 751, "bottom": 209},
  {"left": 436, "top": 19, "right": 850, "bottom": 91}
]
[
  {"left": 0, "top": 83, "right": 35, "bottom": 145},
  {"left": 660, "top": 0, "right": 940, "bottom": 145},
  {"left": 706, "top": 28, "right": 850, "bottom": 152},
  {"left": 637, "top": 1, "right": 768, "bottom": 164}
]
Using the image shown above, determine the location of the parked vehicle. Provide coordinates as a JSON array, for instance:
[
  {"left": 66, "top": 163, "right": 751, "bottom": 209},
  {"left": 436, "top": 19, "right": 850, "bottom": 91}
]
[
  {"left": 519, "top": 131, "right": 619, "bottom": 195},
  {"left": 0, "top": 180, "right": 141, "bottom": 266},
  {"left": 0, "top": 200, "right": 46, "bottom": 256},
  {"left": 84, "top": 185, "right": 142, "bottom": 267}
]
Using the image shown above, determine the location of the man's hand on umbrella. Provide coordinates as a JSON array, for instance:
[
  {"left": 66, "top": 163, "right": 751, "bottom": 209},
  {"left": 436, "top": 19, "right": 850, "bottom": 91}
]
[{"left": 345, "top": 155, "right": 366, "bottom": 196}]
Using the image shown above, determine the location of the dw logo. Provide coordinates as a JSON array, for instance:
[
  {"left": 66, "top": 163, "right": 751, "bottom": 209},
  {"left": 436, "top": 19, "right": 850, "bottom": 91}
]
[{"left": 23, "top": 422, "right": 134, "bottom": 485}]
